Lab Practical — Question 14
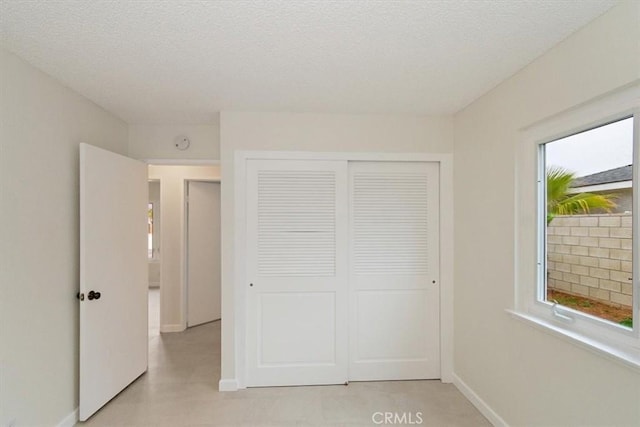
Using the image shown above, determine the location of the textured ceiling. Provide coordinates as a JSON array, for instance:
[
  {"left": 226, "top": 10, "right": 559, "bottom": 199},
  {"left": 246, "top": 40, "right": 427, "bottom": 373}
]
[{"left": 0, "top": 0, "right": 617, "bottom": 124}]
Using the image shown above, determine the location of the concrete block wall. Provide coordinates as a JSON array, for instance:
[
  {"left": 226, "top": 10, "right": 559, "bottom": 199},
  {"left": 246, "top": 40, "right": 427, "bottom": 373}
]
[{"left": 547, "top": 214, "right": 632, "bottom": 307}]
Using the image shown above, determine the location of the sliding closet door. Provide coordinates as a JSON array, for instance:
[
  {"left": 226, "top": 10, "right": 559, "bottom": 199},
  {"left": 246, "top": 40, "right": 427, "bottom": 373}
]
[
  {"left": 349, "top": 161, "right": 440, "bottom": 381},
  {"left": 246, "top": 159, "right": 348, "bottom": 386}
]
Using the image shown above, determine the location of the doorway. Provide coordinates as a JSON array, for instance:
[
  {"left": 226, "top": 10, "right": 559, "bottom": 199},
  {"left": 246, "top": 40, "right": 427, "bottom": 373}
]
[
  {"left": 146, "top": 164, "right": 221, "bottom": 332},
  {"left": 79, "top": 151, "right": 222, "bottom": 421}
]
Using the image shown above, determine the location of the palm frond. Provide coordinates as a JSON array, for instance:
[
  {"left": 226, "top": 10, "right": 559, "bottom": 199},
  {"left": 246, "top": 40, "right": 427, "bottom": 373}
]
[
  {"left": 546, "top": 167, "right": 618, "bottom": 224},
  {"left": 554, "top": 192, "right": 618, "bottom": 216}
]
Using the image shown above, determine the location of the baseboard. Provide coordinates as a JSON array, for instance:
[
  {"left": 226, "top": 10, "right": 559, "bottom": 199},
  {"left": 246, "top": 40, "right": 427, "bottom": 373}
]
[
  {"left": 160, "top": 324, "right": 185, "bottom": 333},
  {"left": 218, "top": 378, "right": 239, "bottom": 391},
  {"left": 452, "top": 373, "right": 508, "bottom": 427},
  {"left": 56, "top": 408, "right": 78, "bottom": 427}
]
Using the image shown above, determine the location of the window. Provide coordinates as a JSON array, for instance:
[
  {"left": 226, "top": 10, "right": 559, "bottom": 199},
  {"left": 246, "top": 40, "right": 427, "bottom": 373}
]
[
  {"left": 541, "top": 117, "right": 634, "bottom": 328},
  {"left": 514, "top": 85, "right": 639, "bottom": 368}
]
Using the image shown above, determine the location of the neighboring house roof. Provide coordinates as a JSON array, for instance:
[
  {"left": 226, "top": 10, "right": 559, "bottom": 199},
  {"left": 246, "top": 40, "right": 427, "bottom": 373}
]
[{"left": 572, "top": 165, "right": 632, "bottom": 188}]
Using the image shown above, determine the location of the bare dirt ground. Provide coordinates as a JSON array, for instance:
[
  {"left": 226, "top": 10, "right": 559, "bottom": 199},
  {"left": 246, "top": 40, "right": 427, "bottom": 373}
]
[{"left": 547, "top": 290, "right": 632, "bottom": 326}]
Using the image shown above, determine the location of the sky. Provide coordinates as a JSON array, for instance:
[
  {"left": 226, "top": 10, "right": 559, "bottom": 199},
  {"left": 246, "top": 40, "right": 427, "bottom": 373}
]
[{"left": 545, "top": 117, "right": 633, "bottom": 177}]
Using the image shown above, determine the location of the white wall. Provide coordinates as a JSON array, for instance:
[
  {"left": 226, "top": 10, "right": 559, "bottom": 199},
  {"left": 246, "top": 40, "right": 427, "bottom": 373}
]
[
  {"left": 129, "top": 122, "right": 219, "bottom": 160},
  {"left": 219, "top": 112, "right": 454, "bottom": 385},
  {"left": 453, "top": 2, "right": 640, "bottom": 426},
  {"left": 0, "top": 49, "right": 128, "bottom": 426},
  {"left": 147, "top": 165, "right": 221, "bottom": 332}
]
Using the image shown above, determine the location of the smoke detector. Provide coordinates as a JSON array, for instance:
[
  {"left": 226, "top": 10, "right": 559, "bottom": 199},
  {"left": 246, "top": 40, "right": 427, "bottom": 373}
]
[{"left": 174, "top": 135, "right": 190, "bottom": 150}]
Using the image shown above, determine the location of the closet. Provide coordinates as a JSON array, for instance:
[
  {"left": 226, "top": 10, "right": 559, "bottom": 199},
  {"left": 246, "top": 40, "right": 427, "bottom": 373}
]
[{"left": 245, "top": 159, "right": 440, "bottom": 386}]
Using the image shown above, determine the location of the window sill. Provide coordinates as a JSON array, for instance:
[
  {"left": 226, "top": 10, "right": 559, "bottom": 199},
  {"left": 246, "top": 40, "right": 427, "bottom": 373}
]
[{"left": 506, "top": 309, "right": 640, "bottom": 373}]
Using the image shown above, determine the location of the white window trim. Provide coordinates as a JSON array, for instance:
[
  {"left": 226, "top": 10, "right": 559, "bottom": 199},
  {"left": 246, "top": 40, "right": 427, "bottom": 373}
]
[
  {"left": 231, "top": 151, "right": 454, "bottom": 389},
  {"left": 513, "top": 83, "right": 640, "bottom": 371}
]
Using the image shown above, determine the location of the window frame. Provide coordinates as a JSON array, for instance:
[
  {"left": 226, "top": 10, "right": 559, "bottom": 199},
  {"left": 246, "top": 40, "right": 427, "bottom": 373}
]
[{"left": 514, "top": 84, "right": 640, "bottom": 368}]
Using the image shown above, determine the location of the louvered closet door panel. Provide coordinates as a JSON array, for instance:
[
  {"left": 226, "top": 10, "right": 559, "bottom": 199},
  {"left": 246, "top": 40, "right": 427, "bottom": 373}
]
[
  {"left": 246, "top": 159, "right": 348, "bottom": 387},
  {"left": 258, "top": 170, "right": 336, "bottom": 277},
  {"left": 349, "top": 161, "right": 440, "bottom": 381}
]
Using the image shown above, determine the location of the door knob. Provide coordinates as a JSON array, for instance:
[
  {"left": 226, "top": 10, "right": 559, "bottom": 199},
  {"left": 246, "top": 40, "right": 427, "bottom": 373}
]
[{"left": 87, "top": 290, "right": 101, "bottom": 300}]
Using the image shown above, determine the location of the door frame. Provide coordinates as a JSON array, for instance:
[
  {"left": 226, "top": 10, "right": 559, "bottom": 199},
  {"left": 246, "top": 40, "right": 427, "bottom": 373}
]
[
  {"left": 184, "top": 178, "right": 222, "bottom": 327},
  {"left": 232, "top": 151, "right": 453, "bottom": 389}
]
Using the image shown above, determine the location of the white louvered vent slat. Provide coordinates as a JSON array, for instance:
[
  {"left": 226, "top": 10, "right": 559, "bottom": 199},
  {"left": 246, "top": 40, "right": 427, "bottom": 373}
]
[
  {"left": 353, "top": 172, "right": 429, "bottom": 275},
  {"left": 258, "top": 170, "right": 336, "bottom": 277}
]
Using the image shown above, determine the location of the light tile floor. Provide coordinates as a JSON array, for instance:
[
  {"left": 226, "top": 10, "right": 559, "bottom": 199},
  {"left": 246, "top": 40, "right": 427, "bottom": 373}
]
[{"left": 78, "top": 289, "right": 490, "bottom": 426}]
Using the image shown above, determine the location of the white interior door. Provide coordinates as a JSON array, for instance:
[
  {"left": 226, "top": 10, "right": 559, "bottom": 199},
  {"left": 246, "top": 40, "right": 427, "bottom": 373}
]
[
  {"left": 246, "top": 159, "right": 348, "bottom": 386},
  {"left": 79, "top": 143, "right": 148, "bottom": 421},
  {"left": 348, "top": 161, "right": 440, "bottom": 381},
  {"left": 187, "top": 181, "right": 221, "bottom": 326}
]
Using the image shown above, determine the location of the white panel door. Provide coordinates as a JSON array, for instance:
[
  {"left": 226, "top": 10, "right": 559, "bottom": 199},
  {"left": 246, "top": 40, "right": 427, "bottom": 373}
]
[
  {"left": 79, "top": 143, "right": 148, "bottom": 421},
  {"left": 187, "top": 181, "right": 221, "bottom": 327},
  {"left": 348, "top": 161, "right": 440, "bottom": 381},
  {"left": 246, "top": 159, "right": 348, "bottom": 386}
]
